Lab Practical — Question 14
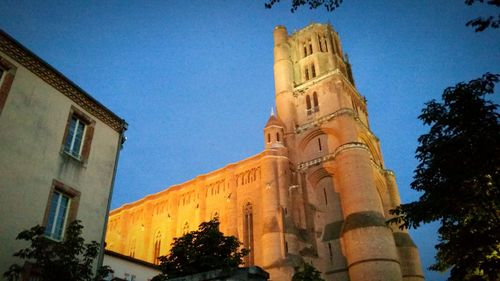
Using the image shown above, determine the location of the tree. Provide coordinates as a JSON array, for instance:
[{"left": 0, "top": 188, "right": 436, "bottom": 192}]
[
  {"left": 292, "top": 263, "right": 325, "bottom": 281},
  {"left": 264, "top": 0, "right": 343, "bottom": 13},
  {"left": 152, "top": 218, "right": 249, "bottom": 280},
  {"left": 264, "top": 0, "right": 500, "bottom": 32},
  {"left": 3, "top": 220, "right": 112, "bottom": 281},
  {"left": 465, "top": 0, "right": 500, "bottom": 32},
  {"left": 389, "top": 73, "right": 500, "bottom": 281}
]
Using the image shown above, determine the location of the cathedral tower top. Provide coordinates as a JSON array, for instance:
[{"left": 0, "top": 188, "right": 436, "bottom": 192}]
[{"left": 273, "top": 23, "right": 357, "bottom": 136}]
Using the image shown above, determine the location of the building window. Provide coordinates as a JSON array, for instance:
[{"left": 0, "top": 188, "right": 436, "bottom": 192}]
[
  {"left": 129, "top": 239, "right": 136, "bottom": 258},
  {"left": 305, "top": 68, "right": 309, "bottom": 80},
  {"left": 153, "top": 232, "right": 161, "bottom": 265},
  {"left": 62, "top": 106, "right": 95, "bottom": 162},
  {"left": 45, "top": 191, "right": 70, "bottom": 240},
  {"left": 43, "top": 180, "right": 80, "bottom": 241},
  {"left": 0, "top": 56, "right": 17, "bottom": 116},
  {"left": 267, "top": 133, "right": 271, "bottom": 143},
  {"left": 306, "top": 95, "right": 312, "bottom": 115},
  {"left": 243, "top": 202, "right": 254, "bottom": 266},
  {"left": 303, "top": 39, "right": 313, "bottom": 57},
  {"left": 276, "top": 132, "right": 280, "bottom": 142},
  {"left": 64, "top": 115, "right": 86, "bottom": 158},
  {"left": 311, "top": 64, "right": 316, "bottom": 78},
  {"left": 328, "top": 242, "right": 333, "bottom": 261},
  {"left": 313, "top": 92, "right": 319, "bottom": 112}
]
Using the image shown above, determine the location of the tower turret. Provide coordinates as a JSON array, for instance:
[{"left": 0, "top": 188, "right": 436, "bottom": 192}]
[
  {"left": 273, "top": 26, "right": 296, "bottom": 136},
  {"left": 263, "top": 109, "right": 285, "bottom": 150}
]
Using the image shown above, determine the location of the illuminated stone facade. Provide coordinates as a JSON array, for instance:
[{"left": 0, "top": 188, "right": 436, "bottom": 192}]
[{"left": 105, "top": 23, "right": 424, "bottom": 281}]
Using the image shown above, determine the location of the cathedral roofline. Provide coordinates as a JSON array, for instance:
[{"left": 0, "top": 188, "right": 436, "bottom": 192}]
[
  {"left": 289, "top": 22, "right": 338, "bottom": 38},
  {"left": 110, "top": 149, "right": 287, "bottom": 214}
]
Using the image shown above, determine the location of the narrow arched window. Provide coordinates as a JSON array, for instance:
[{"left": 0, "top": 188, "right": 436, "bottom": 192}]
[
  {"left": 328, "top": 242, "right": 333, "bottom": 261},
  {"left": 267, "top": 133, "right": 271, "bottom": 143},
  {"left": 276, "top": 133, "right": 280, "bottom": 142},
  {"left": 311, "top": 64, "right": 316, "bottom": 78},
  {"left": 318, "top": 35, "right": 323, "bottom": 52},
  {"left": 305, "top": 68, "right": 309, "bottom": 80},
  {"left": 308, "top": 40, "right": 313, "bottom": 54},
  {"left": 324, "top": 36, "right": 328, "bottom": 52},
  {"left": 313, "top": 92, "right": 319, "bottom": 111},
  {"left": 153, "top": 232, "right": 161, "bottom": 265},
  {"left": 129, "top": 238, "right": 136, "bottom": 258},
  {"left": 306, "top": 95, "right": 312, "bottom": 110},
  {"left": 243, "top": 202, "right": 254, "bottom": 266},
  {"left": 303, "top": 45, "right": 307, "bottom": 57}
]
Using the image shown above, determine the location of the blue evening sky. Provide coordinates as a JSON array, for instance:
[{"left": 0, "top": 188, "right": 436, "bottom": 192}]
[{"left": 1, "top": 1, "right": 498, "bottom": 280}]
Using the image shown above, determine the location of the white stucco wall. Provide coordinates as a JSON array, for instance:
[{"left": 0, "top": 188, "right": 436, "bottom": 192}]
[
  {"left": 103, "top": 252, "right": 160, "bottom": 281},
  {"left": 0, "top": 48, "right": 122, "bottom": 278}
]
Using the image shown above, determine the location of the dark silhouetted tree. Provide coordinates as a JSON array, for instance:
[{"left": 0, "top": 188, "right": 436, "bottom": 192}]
[
  {"left": 264, "top": 0, "right": 342, "bottom": 13},
  {"left": 151, "top": 218, "right": 249, "bottom": 280},
  {"left": 465, "top": 0, "right": 500, "bottom": 32},
  {"left": 264, "top": 0, "right": 500, "bottom": 32},
  {"left": 3, "top": 220, "right": 112, "bottom": 281},
  {"left": 389, "top": 73, "right": 500, "bottom": 281},
  {"left": 292, "top": 263, "right": 325, "bottom": 281}
]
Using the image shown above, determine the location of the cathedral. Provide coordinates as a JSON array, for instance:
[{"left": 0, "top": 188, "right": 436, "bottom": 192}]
[{"left": 105, "top": 23, "right": 424, "bottom": 281}]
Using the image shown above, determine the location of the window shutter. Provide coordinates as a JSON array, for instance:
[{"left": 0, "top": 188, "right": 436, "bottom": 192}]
[
  {"left": 0, "top": 70, "right": 16, "bottom": 115},
  {"left": 81, "top": 123, "right": 94, "bottom": 162}
]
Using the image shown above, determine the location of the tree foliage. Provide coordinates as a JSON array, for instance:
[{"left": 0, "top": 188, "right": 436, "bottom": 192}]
[
  {"left": 389, "top": 73, "right": 500, "bottom": 281},
  {"left": 152, "top": 219, "right": 249, "bottom": 280},
  {"left": 264, "top": 0, "right": 500, "bottom": 32},
  {"left": 3, "top": 220, "right": 112, "bottom": 281},
  {"left": 465, "top": 0, "right": 500, "bottom": 32},
  {"left": 292, "top": 263, "right": 325, "bottom": 281},
  {"left": 264, "top": 0, "right": 342, "bottom": 13}
]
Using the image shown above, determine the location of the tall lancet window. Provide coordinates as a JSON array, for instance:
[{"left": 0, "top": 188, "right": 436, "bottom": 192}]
[
  {"left": 306, "top": 95, "right": 312, "bottom": 115},
  {"left": 313, "top": 92, "right": 319, "bottom": 112},
  {"left": 243, "top": 202, "right": 254, "bottom": 266},
  {"left": 153, "top": 232, "right": 161, "bottom": 265},
  {"left": 129, "top": 238, "right": 136, "bottom": 258}
]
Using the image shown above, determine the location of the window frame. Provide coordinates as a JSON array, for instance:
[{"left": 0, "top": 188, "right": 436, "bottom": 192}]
[
  {"left": 61, "top": 106, "right": 95, "bottom": 163},
  {"left": 43, "top": 180, "right": 80, "bottom": 241}
]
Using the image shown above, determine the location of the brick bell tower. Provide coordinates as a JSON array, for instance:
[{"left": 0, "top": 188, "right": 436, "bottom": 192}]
[{"left": 272, "top": 23, "right": 424, "bottom": 281}]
